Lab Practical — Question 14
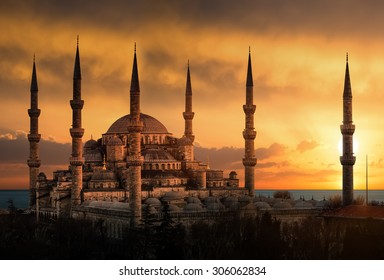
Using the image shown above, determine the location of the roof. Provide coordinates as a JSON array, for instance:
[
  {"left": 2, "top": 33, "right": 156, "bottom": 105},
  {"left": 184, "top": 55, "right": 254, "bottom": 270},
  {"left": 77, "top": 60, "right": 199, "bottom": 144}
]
[{"left": 106, "top": 113, "right": 170, "bottom": 135}]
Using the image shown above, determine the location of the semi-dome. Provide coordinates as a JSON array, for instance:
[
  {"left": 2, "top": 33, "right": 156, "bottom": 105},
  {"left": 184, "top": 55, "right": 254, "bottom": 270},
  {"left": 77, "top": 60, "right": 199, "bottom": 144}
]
[
  {"left": 142, "top": 148, "right": 176, "bottom": 161},
  {"left": 106, "top": 113, "right": 170, "bottom": 135},
  {"left": 145, "top": 197, "right": 162, "bottom": 206},
  {"left": 107, "top": 135, "right": 123, "bottom": 146}
]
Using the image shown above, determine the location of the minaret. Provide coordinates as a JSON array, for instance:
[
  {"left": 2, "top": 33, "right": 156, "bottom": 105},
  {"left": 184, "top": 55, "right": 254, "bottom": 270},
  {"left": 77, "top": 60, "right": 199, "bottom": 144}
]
[
  {"left": 183, "top": 61, "right": 195, "bottom": 142},
  {"left": 340, "top": 53, "right": 355, "bottom": 206},
  {"left": 69, "top": 37, "right": 84, "bottom": 207},
  {"left": 127, "top": 44, "right": 143, "bottom": 226},
  {"left": 27, "top": 56, "right": 41, "bottom": 207},
  {"left": 242, "top": 48, "right": 257, "bottom": 196}
]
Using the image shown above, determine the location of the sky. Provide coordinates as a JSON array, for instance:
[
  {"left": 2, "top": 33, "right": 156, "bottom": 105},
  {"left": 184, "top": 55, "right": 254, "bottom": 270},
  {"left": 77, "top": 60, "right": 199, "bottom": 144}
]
[{"left": 1, "top": 0, "right": 384, "bottom": 190}]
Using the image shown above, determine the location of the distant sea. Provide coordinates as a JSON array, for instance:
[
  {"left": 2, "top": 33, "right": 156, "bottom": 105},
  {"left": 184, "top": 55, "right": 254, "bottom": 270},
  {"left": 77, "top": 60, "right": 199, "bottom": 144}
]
[{"left": 1, "top": 189, "right": 384, "bottom": 210}]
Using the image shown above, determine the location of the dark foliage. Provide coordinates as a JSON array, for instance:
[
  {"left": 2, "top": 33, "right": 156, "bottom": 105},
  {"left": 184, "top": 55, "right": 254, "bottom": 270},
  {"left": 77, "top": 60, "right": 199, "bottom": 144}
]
[{"left": 1, "top": 210, "right": 384, "bottom": 259}]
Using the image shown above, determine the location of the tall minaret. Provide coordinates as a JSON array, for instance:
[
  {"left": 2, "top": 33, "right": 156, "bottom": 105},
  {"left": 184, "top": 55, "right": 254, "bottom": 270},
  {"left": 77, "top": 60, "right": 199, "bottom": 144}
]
[
  {"left": 127, "top": 44, "right": 143, "bottom": 226},
  {"left": 242, "top": 48, "right": 257, "bottom": 196},
  {"left": 183, "top": 61, "right": 195, "bottom": 142},
  {"left": 69, "top": 37, "right": 84, "bottom": 207},
  {"left": 27, "top": 56, "right": 41, "bottom": 207},
  {"left": 340, "top": 53, "right": 355, "bottom": 206}
]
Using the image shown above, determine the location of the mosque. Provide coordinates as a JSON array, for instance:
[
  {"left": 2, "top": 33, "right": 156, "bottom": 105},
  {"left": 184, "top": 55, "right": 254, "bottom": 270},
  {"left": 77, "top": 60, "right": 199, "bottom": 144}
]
[
  {"left": 27, "top": 40, "right": 352, "bottom": 232},
  {"left": 28, "top": 42, "right": 253, "bottom": 227}
]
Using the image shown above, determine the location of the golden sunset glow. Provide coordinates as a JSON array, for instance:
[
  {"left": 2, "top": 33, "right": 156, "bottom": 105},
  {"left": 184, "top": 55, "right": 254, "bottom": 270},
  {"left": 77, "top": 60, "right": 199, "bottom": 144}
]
[{"left": 1, "top": 0, "right": 384, "bottom": 190}]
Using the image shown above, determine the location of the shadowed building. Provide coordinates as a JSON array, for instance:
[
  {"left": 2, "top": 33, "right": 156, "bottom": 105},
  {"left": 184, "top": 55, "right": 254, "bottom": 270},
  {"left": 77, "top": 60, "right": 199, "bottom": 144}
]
[{"left": 340, "top": 53, "right": 356, "bottom": 206}]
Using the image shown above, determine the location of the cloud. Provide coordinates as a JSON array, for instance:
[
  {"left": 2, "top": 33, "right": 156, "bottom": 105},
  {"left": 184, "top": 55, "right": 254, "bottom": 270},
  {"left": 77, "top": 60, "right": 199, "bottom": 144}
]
[
  {"left": 194, "top": 142, "right": 286, "bottom": 170},
  {"left": 0, "top": 129, "right": 70, "bottom": 165},
  {"left": 255, "top": 143, "right": 286, "bottom": 160},
  {"left": 296, "top": 140, "right": 320, "bottom": 153}
]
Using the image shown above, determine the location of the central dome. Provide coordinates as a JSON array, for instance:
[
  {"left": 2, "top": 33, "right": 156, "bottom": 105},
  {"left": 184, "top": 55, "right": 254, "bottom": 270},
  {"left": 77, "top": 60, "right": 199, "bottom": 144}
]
[{"left": 106, "top": 113, "right": 170, "bottom": 135}]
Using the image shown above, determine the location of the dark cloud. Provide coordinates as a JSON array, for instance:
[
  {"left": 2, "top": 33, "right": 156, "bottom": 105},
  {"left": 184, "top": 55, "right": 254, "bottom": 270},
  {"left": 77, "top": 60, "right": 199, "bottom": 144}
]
[
  {"left": 194, "top": 142, "right": 286, "bottom": 170},
  {"left": 296, "top": 140, "right": 320, "bottom": 153},
  {"left": 3, "top": 0, "right": 384, "bottom": 42},
  {"left": 0, "top": 129, "right": 70, "bottom": 165}
]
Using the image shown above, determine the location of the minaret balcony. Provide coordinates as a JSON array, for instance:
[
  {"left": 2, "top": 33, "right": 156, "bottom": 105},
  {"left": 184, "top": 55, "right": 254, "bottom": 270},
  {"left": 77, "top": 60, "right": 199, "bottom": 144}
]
[
  {"left": 340, "top": 155, "right": 356, "bottom": 165},
  {"left": 28, "top": 108, "right": 41, "bottom": 118},
  {"left": 183, "top": 112, "right": 195, "bottom": 120},
  {"left": 70, "top": 128, "right": 84, "bottom": 138},
  {"left": 340, "top": 124, "right": 355, "bottom": 135},
  {"left": 243, "top": 130, "right": 257, "bottom": 140},
  {"left": 27, "top": 159, "right": 41, "bottom": 168},
  {"left": 70, "top": 99, "right": 84, "bottom": 110},
  {"left": 28, "top": 133, "right": 41, "bottom": 142},
  {"left": 70, "top": 156, "right": 84, "bottom": 166},
  {"left": 243, "top": 104, "right": 256, "bottom": 114},
  {"left": 242, "top": 157, "right": 257, "bottom": 167}
]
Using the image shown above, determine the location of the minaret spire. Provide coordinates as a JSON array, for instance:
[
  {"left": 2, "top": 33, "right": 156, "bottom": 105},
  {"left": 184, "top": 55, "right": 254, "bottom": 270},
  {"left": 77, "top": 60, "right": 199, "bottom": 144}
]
[
  {"left": 69, "top": 38, "right": 85, "bottom": 207},
  {"left": 183, "top": 60, "right": 195, "bottom": 142},
  {"left": 127, "top": 43, "right": 143, "bottom": 226},
  {"left": 28, "top": 56, "right": 41, "bottom": 207},
  {"left": 340, "top": 53, "right": 355, "bottom": 206},
  {"left": 242, "top": 48, "right": 257, "bottom": 196}
]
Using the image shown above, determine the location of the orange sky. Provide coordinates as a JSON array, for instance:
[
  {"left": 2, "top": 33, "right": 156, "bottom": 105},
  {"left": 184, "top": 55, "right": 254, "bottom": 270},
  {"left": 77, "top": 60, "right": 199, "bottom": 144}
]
[{"left": 1, "top": 0, "right": 384, "bottom": 190}]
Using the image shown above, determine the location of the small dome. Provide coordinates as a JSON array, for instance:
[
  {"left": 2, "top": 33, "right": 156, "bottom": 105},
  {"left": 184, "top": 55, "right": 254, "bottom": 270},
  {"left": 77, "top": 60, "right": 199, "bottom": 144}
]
[
  {"left": 107, "top": 135, "right": 123, "bottom": 146},
  {"left": 229, "top": 171, "right": 237, "bottom": 176},
  {"left": 186, "top": 197, "right": 202, "bottom": 204},
  {"left": 37, "top": 172, "right": 47, "bottom": 180},
  {"left": 204, "top": 196, "right": 221, "bottom": 204},
  {"left": 84, "top": 139, "right": 98, "bottom": 150},
  {"left": 273, "top": 200, "right": 293, "bottom": 209},
  {"left": 145, "top": 197, "right": 161, "bottom": 206},
  {"left": 142, "top": 148, "right": 176, "bottom": 161},
  {"left": 254, "top": 201, "right": 272, "bottom": 210},
  {"left": 91, "top": 169, "right": 117, "bottom": 181},
  {"left": 142, "top": 205, "right": 158, "bottom": 214},
  {"left": 184, "top": 203, "right": 203, "bottom": 212},
  {"left": 177, "top": 136, "right": 193, "bottom": 146}
]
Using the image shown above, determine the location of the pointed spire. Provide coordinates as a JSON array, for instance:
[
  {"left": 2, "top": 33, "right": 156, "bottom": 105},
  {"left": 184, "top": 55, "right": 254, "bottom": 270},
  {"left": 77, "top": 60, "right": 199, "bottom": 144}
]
[
  {"left": 74, "top": 36, "right": 81, "bottom": 80},
  {"left": 246, "top": 47, "right": 253, "bottom": 87},
  {"left": 186, "top": 60, "right": 192, "bottom": 96},
  {"left": 343, "top": 52, "right": 352, "bottom": 98},
  {"left": 130, "top": 43, "right": 140, "bottom": 93},
  {"left": 30, "top": 55, "right": 38, "bottom": 92}
]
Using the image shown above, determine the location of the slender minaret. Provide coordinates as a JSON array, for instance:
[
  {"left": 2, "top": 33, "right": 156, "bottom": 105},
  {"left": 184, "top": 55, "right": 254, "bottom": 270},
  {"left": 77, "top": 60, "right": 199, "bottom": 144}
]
[
  {"left": 69, "top": 37, "right": 84, "bottom": 207},
  {"left": 183, "top": 61, "right": 195, "bottom": 142},
  {"left": 27, "top": 56, "right": 41, "bottom": 207},
  {"left": 242, "top": 48, "right": 257, "bottom": 196},
  {"left": 340, "top": 53, "right": 355, "bottom": 206},
  {"left": 127, "top": 44, "right": 143, "bottom": 226}
]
